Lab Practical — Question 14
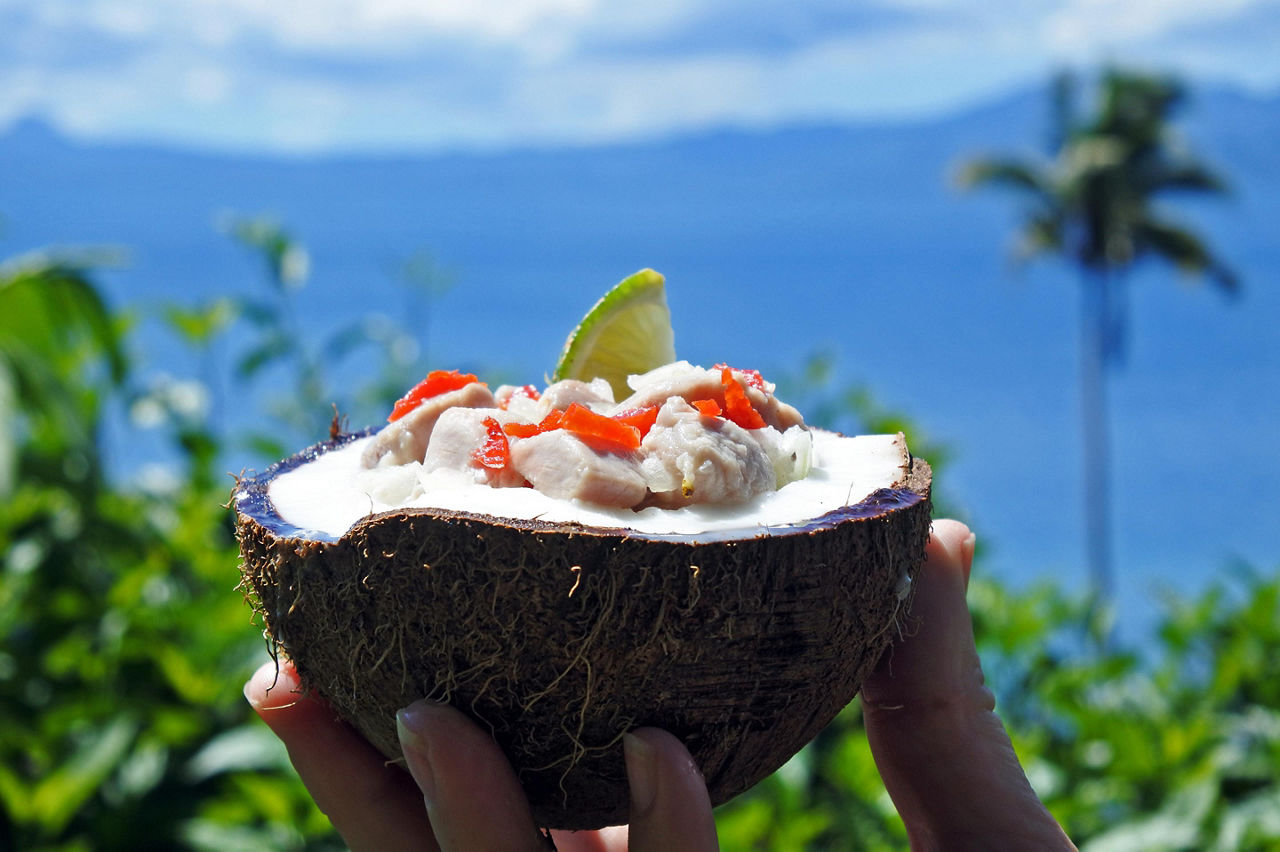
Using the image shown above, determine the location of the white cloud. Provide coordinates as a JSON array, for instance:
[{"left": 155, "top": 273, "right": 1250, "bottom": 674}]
[
  {"left": 182, "top": 65, "right": 232, "bottom": 104},
  {"left": 190, "top": 0, "right": 599, "bottom": 52},
  {"left": 1047, "top": 0, "right": 1261, "bottom": 47},
  {"left": 0, "top": 0, "right": 1276, "bottom": 151}
]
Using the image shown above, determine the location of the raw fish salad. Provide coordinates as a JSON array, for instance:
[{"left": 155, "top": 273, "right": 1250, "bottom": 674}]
[{"left": 360, "top": 361, "right": 814, "bottom": 510}]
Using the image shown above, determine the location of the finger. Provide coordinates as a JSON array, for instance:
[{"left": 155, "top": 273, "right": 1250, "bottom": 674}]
[
  {"left": 860, "top": 522, "right": 1075, "bottom": 850},
  {"left": 244, "top": 658, "right": 437, "bottom": 852},
  {"left": 397, "top": 700, "right": 549, "bottom": 852},
  {"left": 933, "top": 517, "right": 977, "bottom": 587},
  {"left": 623, "top": 728, "right": 719, "bottom": 852},
  {"left": 861, "top": 520, "right": 981, "bottom": 712},
  {"left": 549, "top": 826, "right": 627, "bottom": 852}
]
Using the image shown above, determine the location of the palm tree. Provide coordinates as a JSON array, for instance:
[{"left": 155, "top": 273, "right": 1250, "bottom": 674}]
[{"left": 958, "top": 69, "right": 1237, "bottom": 627}]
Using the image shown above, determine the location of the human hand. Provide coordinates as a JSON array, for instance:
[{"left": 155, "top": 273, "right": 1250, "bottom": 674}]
[
  {"left": 244, "top": 658, "right": 718, "bottom": 851},
  {"left": 861, "top": 519, "right": 1077, "bottom": 850}
]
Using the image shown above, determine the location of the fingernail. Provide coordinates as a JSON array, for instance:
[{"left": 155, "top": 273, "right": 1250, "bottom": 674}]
[
  {"left": 397, "top": 703, "right": 439, "bottom": 806},
  {"left": 244, "top": 658, "right": 299, "bottom": 711},
  {"left": 623, "top": 732, "right": 657, "bottom": 816},
  {"left": 961, "top": 532, "right": 977, "bottom": 579}
]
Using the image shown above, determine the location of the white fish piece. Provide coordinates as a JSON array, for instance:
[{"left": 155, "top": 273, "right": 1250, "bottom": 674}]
[
  {"left": 424, "top": 407, "right": 528, "bottom": 488},
  {"left": 508, "top": 429, "right": 646, "bottom": 508},
  {"left": 540, "top": 377, "right": 615, "bottom": 412},
  {"left": 640, "top": 396, "right": 775, "bottom": 507},
  {"left": 361, "top": 381, "right": 496, "bottom": 468},
  {"left": 617, "top": 361, "right": 805, "bottom": 430},
  {"left": 493, "top": 384, "right": 542, "bottom": 417}
]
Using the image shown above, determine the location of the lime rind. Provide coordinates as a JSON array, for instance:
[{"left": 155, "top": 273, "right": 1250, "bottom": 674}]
[{"left": 553, "top": 268, "right": 676, "bottom": 399}]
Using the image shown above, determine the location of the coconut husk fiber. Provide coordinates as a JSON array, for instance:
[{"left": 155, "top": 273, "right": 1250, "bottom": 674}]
[{"left": 235, "top": 438, "right": 931, "bottom": 830}]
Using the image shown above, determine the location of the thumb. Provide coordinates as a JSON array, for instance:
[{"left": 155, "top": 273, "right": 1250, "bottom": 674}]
[{"left": 860, "top": 521, "right": 1075, "bottom": 850}]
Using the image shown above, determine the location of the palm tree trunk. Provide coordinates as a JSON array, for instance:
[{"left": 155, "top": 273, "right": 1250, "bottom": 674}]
[{"left": 1080, "top": 268, "right": 1114, "bottom": 639}]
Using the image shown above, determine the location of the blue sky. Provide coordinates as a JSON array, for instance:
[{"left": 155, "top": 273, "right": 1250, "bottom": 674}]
[{"left": 2, "top": 0, "right": 1279, "bottom": 153}]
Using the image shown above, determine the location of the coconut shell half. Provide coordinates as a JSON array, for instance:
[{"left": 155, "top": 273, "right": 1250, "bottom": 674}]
[{"left": 234, "top": 429, "right": 931, "bottom": 830}]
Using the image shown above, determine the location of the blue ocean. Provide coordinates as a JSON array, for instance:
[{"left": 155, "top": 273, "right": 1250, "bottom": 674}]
[{"left": 3, "top": 86, "right": 1277, "bottom": 640}]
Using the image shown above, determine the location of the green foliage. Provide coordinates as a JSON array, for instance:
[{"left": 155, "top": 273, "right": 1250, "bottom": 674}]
[
  {"left": 0, "top": 250, "right": 339, "bottom": 849},
  {"left": 1, "top": 227, "right": 1276, "bottom": 850},
  {"left": 970, "top": 565, "right": 1280, "bottom": 851},
  {"left": 712, "top": 566, "right": 1280, "bottom": 851},
  {"left": 199, "top": 214, "right": 425, "bottom": 457}
]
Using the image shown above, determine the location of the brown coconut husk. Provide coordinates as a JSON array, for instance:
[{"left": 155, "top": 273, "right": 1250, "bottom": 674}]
[{"left": 235, "top": 434, "right": 931, "bottom": 830}]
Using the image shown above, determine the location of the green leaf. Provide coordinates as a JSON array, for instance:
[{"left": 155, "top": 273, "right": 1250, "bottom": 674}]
[
  {"left": 164, "top": 298, "right": 238, "bottom": 346},
  {"left": 222, "top": 216, "right": 310, "bottom": 290},
  {"left": 184, "top": 725, "right": 291, "bottom": 783},
  {"left": 29, "top": 717, "right": 138, "bottom": 834},
  {"left": 0, "top": 251, "right": 128, "bottom": 385},
  {"left": 235, "top": 333, "right": 295, "bottom": 379}
]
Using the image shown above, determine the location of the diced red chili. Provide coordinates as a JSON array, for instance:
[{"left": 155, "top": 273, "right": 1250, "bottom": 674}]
[
  {"left": 499, "top": 419, "right": 540, "bottom": 434},
  {"left": 611, "top": 404, "right": 660, "bottom": 438},
  {"left": 502, "top": 409, "right": 567, "bottom": 439},
  {"left": 720, "top": 368, "right": 766, "bottom": 430},
  {"left": 472, "top": 417, "right": 510, "bottom": 469},
  {"left": 713, "top": 363, "right": 766, "bottom": 390},
  {"left": 560, "top": 403, "right": 641, "bottom": 451},
  {"left": 691, "top": 398, "right": 722, "bottom": 418},
  {"left": 389, "top": 370, "right": 481, "bottom": 421},
  {"left": 502, "top": 421, "right": 542, "bottom": 439},
  {"left": 498, "top": 384, "right": 541, "bottom": 410}
]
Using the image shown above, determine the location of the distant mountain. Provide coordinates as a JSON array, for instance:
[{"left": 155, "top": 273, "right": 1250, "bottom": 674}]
[{"left": 3, "top": 81, "right": 1274, "bottom": 170}]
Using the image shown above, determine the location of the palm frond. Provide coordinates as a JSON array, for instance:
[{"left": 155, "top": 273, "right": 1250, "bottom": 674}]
[
  {"left": 954, "top": 157, "right": 1055, "bottom": 206},
  {"left": 1013, "top": 212, "right": 1066, "bottom": 264},
  {"left": 1135, "top": 218, "right": 1239, "bottom": 294},
  {"left": 1141, "top": 160, "right": 1230, "bottom": 196}
]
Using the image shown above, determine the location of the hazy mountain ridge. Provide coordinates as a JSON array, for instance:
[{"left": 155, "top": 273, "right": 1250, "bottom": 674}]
[{"left": 3, "top": 82, "right": 1274, "bottom": 173}]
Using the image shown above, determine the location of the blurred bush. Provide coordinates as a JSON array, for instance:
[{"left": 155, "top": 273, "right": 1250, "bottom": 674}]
[{"left": 0, "top": 240, "right": 1276, "bottom": 850}]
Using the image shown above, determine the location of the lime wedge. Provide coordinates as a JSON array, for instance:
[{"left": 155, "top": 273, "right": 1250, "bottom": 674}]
[{"left": 553, "top": 268, "right": 676, "bottom": 400}]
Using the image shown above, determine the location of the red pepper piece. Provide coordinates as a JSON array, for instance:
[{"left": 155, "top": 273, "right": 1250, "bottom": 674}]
[
  {"left": 502, "top": 408, "right": 567, "bottom": 439},
  {"left": 720, "top": 368, "right": 766, "bottom": 430},
  {"left": 538, "top": 409, "right": 565, "bottom": 432},
  {"left": 498, "top": 384, "right": 541, "bottom": 410},
  {"left": 713, "top": 363, "right": 766, "bottom": 390},
  {"left": 472, "top": 416, "right": 510, "bottom": 469},
  {"left": 560, "top": 403, "right": 642, "bottom": 451},
  {"left": 502, "top": 422, "right": 541, "bottom": 439},
  {"left": 611, "top": 404, "right": 660, "bottom": 438},
  {"left": 389, "top": 370, "right": 481, "bottom": 421},
  {"left": 691, "top": 398, "right": 722, "bottom": 418}
]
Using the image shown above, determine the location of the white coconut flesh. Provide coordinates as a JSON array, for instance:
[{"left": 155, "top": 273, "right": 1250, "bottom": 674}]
[{"left": 267, "top": 429, "right": 913, "bottom": 542}]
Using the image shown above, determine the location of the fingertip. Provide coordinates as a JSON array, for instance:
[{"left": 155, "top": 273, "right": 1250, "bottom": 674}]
[
  {"left": 623, "top": 731, "right": 658, "bottom": 816},
  {"left": 960, "top": 531, "right": 977, "bottom": 584},
  {"left": 244, "top": 656, "right": 302, "bottom": 712},
  {"left": 626, "top": 727, "right": 703, "bottom": 789},
  {"left": 928, "top": 519, "right": 976, "bottom": 584},
  {"left": 243, "top": 658, "right": 436, "bottom": 850},
  {"left": 396, "top": 701, "right": 445, "bottom": 805},
  {"left": 930, "top": 519, "right": 971, "bottom": 553},
  {"left": 624, "top": 728, "right": 718, "bottom": 851},
  {"left": 395, "top": 700, "right": 543, "bottom": 851}
]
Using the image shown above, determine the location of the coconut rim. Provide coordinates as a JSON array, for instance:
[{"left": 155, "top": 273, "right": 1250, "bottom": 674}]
[{"left": 233, "top": 427, "right": 932, "bottom": 545}]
